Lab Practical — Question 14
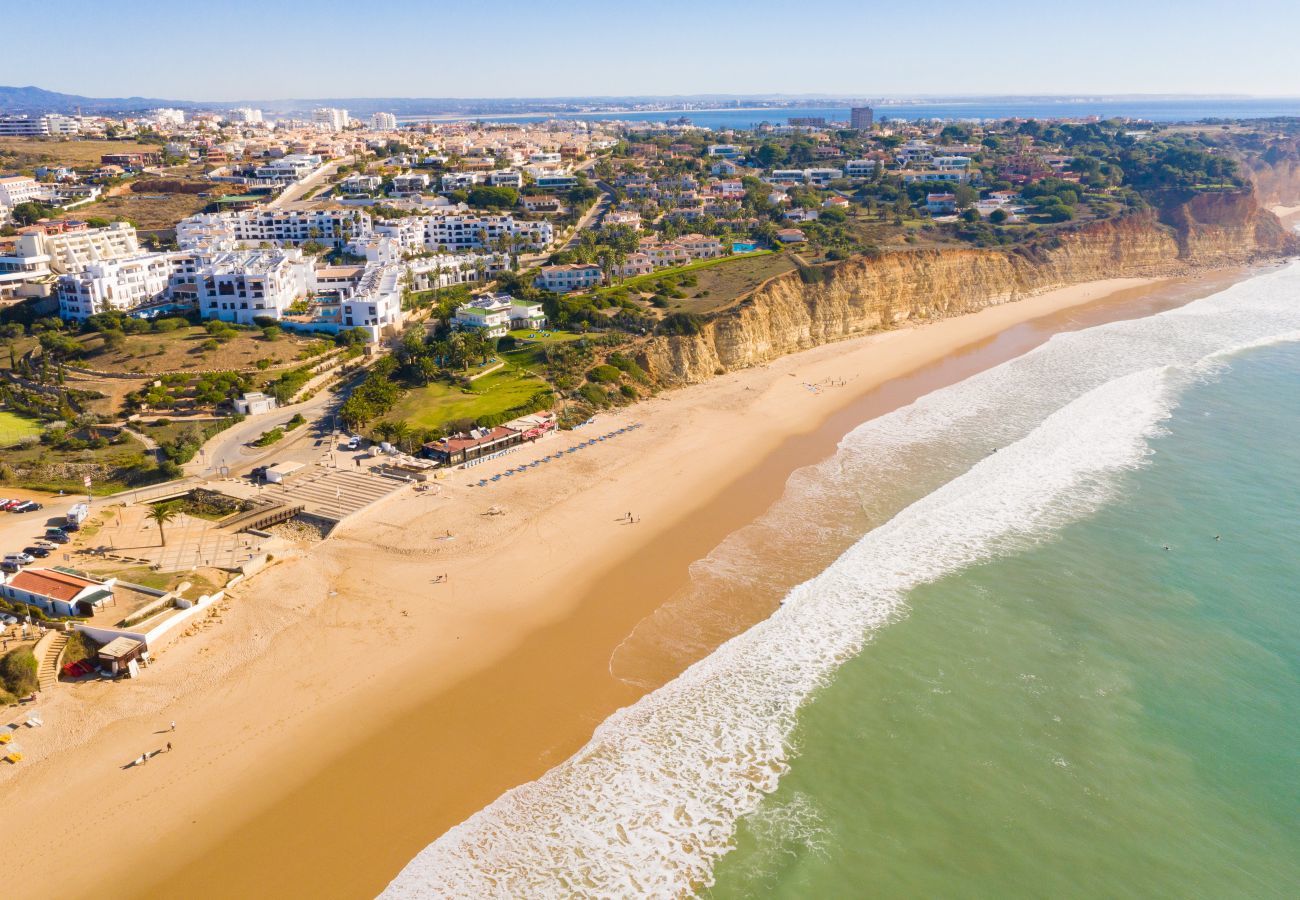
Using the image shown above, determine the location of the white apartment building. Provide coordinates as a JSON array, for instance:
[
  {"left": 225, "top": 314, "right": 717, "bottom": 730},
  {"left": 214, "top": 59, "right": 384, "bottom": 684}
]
[
  {"left": 371, "top": 112, "right": 398, "bottom": 131},
  {"left": 340, "top": 174, "right": 382, "bottom": 194},
  {"left": 441, "top": 172, "right": 480, "bottom": 192},
  {"left": 804, "top": 168, "right": 843, "bottom": 186},
  {"left": 421, "top": 212, "right": 551, "bottom": 252},
  {"left": 337, "top": 263, "right": 403, "bottom": 338},
  {"left": 150, "top": 108, "right": 187, "bottom": 127},
  {"left": 487, "top": 169, "right": 523, "bottom": 188},
  {"left": 845, "top": 159, "right": 879, "bottom": 177},
  {"left": 407, "top": 253, "right": 511, "bottom": 290},
  {"left": 391, "top": 172, "right": 431, "bottom": 194},
  {"left": 186, "top": 249, "right": 311, "bottom": 325},
  {"left": 312, "top": 107, "right": 351, "bottom": 132},
  {"left": 229, "top": 107, "right": 264, "bottom": 124},
  {"left": 368, "top": 211, "right": 551, "bottom": 255},
  {"left": 176, "top": 209, "right": 374, "bottom": 250},
  {"left": 0, "top": 115, "right": 80, "bottom": 136},
  {"left": 0, "top": 175, "right": 52, "bottom": 209},
  {"left": 254, "top": 153, "right": 322, "bottom": 183},
  {"left": 57, "top": 254, "right": 179, "bottom": 320},
  {"left": 533, "top": 263, "right": 602, "bottom": 293},
  {"left": 534, "top": 173, "right": 578, "bottom": 192}
]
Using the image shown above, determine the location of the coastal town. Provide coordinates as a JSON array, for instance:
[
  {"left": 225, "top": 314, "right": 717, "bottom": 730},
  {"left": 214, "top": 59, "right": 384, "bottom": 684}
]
[
  {"left": 0, "top": 100, "right": 1294, "bottom": 702},
  {"left": 0, "top": 81, "right": 1298, "bottom": 899}
]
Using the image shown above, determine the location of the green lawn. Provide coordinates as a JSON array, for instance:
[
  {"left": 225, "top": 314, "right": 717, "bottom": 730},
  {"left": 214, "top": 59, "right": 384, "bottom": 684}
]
[
  {"left": 387, "top": 368, "right": 550, "bottom": 430},
  {"left": 595, "top": 250, "right": 774, "bottom": 297},
  {"left": 0, "top": 410, "right": 44, "bottom": 446},
  {"left": 503, "top": 329, "right": 587, "bottom": 369}
]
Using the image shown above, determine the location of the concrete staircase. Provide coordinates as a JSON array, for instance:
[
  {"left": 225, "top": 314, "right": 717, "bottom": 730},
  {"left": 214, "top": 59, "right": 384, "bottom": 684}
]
[{"left": 36, "top": 632, "right": 69, "bottom": 690}]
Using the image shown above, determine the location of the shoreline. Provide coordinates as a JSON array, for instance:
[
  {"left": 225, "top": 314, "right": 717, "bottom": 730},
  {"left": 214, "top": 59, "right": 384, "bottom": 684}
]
[{"left": 3, "top": 269, "right": 1252, "bottom": 899}]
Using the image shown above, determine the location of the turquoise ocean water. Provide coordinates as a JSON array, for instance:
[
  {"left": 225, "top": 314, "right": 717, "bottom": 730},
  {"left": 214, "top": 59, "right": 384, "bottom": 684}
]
[
  {"left": 708, "top": 339, "right": 1300, "bottom": 899},
  {"left": 382, "top": 261, "right": 1300, "bottom": 898}
]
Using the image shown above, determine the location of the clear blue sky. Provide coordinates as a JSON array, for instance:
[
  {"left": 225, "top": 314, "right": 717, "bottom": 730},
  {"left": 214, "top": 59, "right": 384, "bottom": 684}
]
[{"left": 5, "top": 0, "right": 1299, "bottom": 100}]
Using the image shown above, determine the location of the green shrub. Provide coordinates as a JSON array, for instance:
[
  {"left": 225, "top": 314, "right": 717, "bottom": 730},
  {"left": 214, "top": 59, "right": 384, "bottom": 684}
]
[
  {"left": 253, "top": 427, "right": 285, "bottom": 447},
  {"left": 587, "top": 364, "right": 622, "bottom": 383},
  {"left": 62, "top": 631, "right": 100, "bottom": 667},
  {"left": 0, "top": 647, "right": 38, "bottom": 697},
  {"left": 578, "top": 383, "right": 607, "bottom": 406}
]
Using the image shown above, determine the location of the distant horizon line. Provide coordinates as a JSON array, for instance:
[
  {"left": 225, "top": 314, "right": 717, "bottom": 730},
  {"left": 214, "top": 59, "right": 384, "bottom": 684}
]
[{"left": 5, "top": 86, "right": 1300, "bottom": 107}]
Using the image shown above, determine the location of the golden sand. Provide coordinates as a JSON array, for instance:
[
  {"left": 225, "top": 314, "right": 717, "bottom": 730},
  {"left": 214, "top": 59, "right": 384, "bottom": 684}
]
[{"left": 2, "top": 272, "right": 1244, "bottom": 899}]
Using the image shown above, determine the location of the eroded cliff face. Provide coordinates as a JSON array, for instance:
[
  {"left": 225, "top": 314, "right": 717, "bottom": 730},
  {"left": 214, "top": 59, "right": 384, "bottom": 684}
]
[
  {"left": 1243, "top": 139, "right": 1300, "bottom": 207},
  {"left": 641, "top": 196, "right": 1296, "bottom": 385}
]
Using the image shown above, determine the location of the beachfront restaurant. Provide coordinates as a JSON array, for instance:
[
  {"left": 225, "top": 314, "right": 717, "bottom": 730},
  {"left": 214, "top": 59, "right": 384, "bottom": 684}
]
[{"left": 422, "top": 426, "right": 523, "bottom": 466}]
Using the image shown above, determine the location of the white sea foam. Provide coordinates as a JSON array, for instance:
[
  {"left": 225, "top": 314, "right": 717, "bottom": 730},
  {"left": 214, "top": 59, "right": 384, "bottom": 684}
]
[{"left": 382, "top": 261, "right": 1300, "bottom": 899}]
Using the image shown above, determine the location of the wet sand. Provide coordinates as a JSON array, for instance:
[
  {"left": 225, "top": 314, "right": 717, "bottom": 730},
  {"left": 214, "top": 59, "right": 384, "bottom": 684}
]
[{"left": 2, "top": 272, "right": 1248, "bottom": 899}]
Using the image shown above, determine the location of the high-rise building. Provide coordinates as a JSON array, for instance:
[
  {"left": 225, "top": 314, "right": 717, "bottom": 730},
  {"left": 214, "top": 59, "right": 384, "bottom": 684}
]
[
  {"left": 0, "top": 114, "right": 81, "bottom": 136},
  {"left": 312, "top": 107, "right": 351, "bottom": 132},
  {"left": 229, "top": 107, "right": 264, "bottom": 124},
  {"left": 371, "top": 111, "right": 398, "bottom": 131},
  {"left": 150, "top": 108, "right": 187, "bottom": 127},
  {"left": 850, "top": 106, "right": 874, "bottom": 131}
]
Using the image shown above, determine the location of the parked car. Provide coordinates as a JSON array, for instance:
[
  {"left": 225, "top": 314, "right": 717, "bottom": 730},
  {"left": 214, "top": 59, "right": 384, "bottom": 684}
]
[
  {"left": 0, "top": 561, "right": 20, "bottom": 574},
  {"left": 347, "top": 435, "right": 361, "bottom": 450},
  {"left": 44, "top": 528, "right": 70, "bottom": 544},
  {"left": 3, "top": 552, "right": 34, "bottom": 566},
  {"left": 0, "top": 614, "right": 18, "bottom": 625},
  {"left": 10, "top": 501, "right": 41, "bottom": 513},
  {"left": 23, "top": 546, "right": 50, "bottom": 558},
  {"left": 0, "top": 499, "right": 24, "bottom": 511}
]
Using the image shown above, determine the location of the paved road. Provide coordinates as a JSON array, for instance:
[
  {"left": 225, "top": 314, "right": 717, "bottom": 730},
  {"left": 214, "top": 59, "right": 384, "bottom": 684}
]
[
  {"left": 268, "top": 156, "right": 353, "bottom": 209},
  {"left": 187, "top": 387, "right": 342, "bottom": 479}
]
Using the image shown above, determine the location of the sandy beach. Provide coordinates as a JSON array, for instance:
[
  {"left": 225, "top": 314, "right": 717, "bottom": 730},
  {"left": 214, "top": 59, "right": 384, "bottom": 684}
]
[{"left": 2, "top": 270, "right": 1248, "bottom": 899}]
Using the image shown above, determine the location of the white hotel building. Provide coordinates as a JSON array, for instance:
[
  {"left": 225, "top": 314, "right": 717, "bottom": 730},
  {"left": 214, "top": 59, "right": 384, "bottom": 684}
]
[
  {"left": 0, "top": 175, "right": 52, "bottom": 209},
  {"left": 57, "top": 254, "right": 179, "bottom": 321},
  {"left": 312, "top": 107, "right": 351, "bottom": 132},
  {"left": 183, "top": 249, "right": 312, "bottom": 326},
  {"left": 177, "top": 209, "right": 374, "bottom": 250}
]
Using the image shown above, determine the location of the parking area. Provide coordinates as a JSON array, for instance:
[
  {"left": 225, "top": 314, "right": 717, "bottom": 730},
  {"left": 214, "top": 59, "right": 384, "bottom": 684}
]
[{"left": 67, "top": 505, "right": 268, "bottom": 573}]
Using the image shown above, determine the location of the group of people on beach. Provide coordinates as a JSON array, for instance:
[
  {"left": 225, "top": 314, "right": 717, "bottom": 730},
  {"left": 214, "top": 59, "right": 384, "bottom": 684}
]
[{"left": 133, "top": 721, "right": 176, "bottom": 768}]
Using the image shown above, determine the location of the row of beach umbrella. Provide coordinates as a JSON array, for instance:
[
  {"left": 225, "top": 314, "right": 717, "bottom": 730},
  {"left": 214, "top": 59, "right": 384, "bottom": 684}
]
[{"left": 474, "top": 423, "right": 644, "bottom": 487}]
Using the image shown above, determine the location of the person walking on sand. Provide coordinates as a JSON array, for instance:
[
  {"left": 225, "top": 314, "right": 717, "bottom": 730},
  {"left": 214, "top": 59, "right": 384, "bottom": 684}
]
[
  {"left": 170, "top": 721, "right": 176, "bottom": 732},
  {"left": 166, "top": 741, "right": 172, "bottom": 753}
]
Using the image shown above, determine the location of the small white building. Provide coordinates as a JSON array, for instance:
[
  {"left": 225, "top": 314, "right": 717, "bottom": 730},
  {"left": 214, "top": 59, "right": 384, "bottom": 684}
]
[{"left": 234, "top": 391, "right": 278, "bottom": 415}]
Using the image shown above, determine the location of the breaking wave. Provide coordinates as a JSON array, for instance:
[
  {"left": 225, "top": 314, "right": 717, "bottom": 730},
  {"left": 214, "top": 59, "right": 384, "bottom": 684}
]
[{"left": 381, "top": 261, "right": 1300, "bottom": 898}]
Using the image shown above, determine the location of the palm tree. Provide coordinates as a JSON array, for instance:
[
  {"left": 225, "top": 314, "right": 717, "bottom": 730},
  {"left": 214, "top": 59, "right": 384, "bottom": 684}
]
[
  {"left": 388, "top": 420, "right": 412, "bottom": 452},
  {"left": 148, "top": 502, "right": 180, "bottom": 548}
]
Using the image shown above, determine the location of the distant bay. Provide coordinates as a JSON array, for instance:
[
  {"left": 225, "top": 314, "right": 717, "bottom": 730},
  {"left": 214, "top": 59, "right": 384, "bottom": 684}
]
[{"left": 399, "top": 97, "right": 1300, "bottom": 129}]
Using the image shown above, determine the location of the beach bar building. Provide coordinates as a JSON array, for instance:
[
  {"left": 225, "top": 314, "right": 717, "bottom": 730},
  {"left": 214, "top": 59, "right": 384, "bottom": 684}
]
[{"left": 423, "top": 426, "right": 523, "bottom": 466}]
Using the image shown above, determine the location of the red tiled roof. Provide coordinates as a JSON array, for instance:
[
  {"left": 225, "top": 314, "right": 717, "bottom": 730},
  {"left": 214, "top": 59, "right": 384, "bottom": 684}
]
[{"left": 7, "top": 568, "right": 98, "bottom": 603}]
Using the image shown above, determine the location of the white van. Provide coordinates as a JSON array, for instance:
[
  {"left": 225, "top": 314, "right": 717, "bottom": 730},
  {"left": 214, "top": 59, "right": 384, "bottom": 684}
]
[{"left": 3, "top": 552, "right": 33, "bottom": 566}]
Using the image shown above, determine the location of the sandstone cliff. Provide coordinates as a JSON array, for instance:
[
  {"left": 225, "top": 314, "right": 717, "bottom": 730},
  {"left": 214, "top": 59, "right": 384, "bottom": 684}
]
[{"left": 640, "top": 194, "right": 1296, "bottom": 385}]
